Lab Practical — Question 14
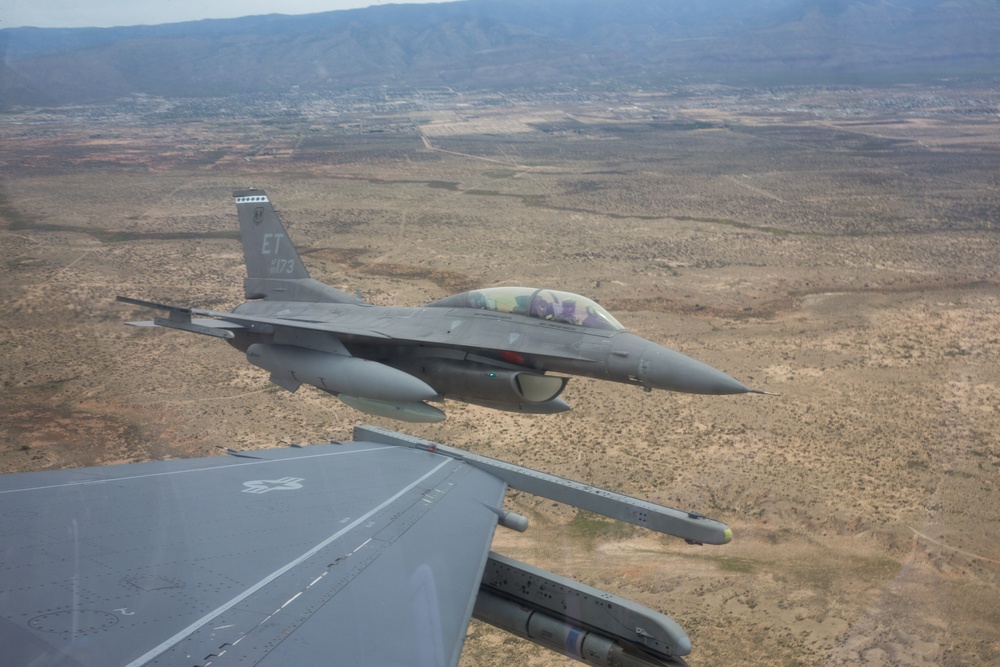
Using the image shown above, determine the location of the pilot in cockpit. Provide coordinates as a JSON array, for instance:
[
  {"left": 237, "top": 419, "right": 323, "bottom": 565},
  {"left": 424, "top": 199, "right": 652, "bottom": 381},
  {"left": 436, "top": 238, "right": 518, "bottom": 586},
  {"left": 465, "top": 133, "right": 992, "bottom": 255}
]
[
  {"left": 555, "top": 299, "right": 578, "bottom": 325},
  {"left": 531, "top": 294, "right": 554, "bottom": 320}
]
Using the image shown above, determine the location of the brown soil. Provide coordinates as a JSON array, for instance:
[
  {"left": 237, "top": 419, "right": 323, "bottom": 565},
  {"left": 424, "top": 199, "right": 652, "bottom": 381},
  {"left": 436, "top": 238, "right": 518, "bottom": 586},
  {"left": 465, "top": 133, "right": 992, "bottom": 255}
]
[{"left": 2, "top": 84, "right": 998, "bottom": 666}]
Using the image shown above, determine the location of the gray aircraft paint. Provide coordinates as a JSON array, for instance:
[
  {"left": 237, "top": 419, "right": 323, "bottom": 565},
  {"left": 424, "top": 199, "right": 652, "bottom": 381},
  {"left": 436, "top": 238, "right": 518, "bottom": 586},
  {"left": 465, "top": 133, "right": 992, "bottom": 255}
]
[
  {"left": 119, "top": 189, "right": 765, "bottom": 421},
  {"left": 0, "top": 430, "right": 709, "bottom": 666},
  {"left": 0, "top": 440, "right": 502, "bottom": 666}
]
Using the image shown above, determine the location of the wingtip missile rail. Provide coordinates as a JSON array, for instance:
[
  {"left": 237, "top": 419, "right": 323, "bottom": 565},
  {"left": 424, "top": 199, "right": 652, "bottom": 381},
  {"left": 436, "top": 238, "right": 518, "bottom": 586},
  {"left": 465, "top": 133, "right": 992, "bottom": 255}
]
[{"left": 354, "top": 425, "right": 732, "bottom": 546}]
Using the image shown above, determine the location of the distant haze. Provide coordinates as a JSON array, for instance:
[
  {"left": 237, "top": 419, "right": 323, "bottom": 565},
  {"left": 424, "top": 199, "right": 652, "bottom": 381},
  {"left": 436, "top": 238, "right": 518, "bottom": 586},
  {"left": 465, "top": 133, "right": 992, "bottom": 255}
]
[
  {"left": 4, "top": 0, "right": 458, "bottom": 29},
  {"left": 2, "top": 0, "right": 999, "bottom": 108}
]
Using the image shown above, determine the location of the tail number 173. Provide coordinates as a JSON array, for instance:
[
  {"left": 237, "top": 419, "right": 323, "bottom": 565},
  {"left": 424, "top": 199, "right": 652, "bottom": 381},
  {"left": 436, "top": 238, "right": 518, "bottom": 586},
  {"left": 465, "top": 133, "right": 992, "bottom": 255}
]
[{"left": 270, "top": 258, "right": 295, "bottom": 274}]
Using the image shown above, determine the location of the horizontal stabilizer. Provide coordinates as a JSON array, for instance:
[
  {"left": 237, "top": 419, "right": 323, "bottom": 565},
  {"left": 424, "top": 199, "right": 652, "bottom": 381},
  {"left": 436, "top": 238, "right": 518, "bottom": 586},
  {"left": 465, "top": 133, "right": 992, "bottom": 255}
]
[
  {"left": 152, "top": 316, "right": 236, "bottom": 339},
  {"left": 198, "top": 309, "right": 392, "bottom": 340},
  {"left": 119, "top": 296, "right": 243, "bottom": 339},
  {"left": 119, "top": 295, "right": 387, "bottom": 341},
  {"left": 116, "top": 295, "right": 186, "bottom": 312}
]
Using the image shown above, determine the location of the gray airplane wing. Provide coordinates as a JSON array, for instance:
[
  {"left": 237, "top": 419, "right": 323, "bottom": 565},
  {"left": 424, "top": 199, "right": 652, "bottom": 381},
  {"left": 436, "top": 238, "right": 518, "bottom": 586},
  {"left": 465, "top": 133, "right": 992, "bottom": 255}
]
[
  {"left": 0, "top": 439, "right": 505, "bottom": 667},
  {"left": 197, "top": 308, "right": 394, "bottom": 339},
  {"left": 2, "top": 427, "right": 723, "bottom": 666},
  {"left": 117, "top": 296, "right": 392, "bottom": 341}
]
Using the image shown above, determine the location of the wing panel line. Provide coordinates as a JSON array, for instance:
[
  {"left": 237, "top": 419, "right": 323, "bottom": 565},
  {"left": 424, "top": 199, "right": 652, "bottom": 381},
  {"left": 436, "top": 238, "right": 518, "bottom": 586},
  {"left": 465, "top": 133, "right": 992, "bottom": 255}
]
[
  {"left": 0, "top": 446, "right": 396, "bottom": 495},
  {"left": 123, "top": 457, "right": 453, "bottom": 667}
]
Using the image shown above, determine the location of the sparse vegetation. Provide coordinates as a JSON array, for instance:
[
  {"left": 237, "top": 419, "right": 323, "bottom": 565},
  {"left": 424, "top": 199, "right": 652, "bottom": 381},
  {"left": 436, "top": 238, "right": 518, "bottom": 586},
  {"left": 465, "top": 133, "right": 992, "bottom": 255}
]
[{"left": 3, "top": 83, "right": 999, "bottom": 667}]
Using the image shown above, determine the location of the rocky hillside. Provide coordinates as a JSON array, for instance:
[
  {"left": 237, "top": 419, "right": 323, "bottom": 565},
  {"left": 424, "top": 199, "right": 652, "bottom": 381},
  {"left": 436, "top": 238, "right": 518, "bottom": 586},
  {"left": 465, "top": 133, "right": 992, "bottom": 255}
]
[{"left": 2, "top": 0, "right": 998, "bottom": 107}]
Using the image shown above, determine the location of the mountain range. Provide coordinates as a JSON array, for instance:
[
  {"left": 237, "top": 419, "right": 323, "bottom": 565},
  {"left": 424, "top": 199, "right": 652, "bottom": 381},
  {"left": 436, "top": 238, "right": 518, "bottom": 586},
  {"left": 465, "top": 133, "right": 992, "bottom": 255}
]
[{"left": 2, "top": 0, "right": 998, "bottom": 107}]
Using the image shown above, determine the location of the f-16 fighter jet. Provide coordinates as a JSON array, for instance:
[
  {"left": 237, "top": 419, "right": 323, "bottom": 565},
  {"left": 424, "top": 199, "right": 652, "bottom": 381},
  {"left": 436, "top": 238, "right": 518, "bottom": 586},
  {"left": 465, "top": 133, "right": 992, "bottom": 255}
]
[{"left": 119, "top": 190, "right": 764, "bottom": 422}]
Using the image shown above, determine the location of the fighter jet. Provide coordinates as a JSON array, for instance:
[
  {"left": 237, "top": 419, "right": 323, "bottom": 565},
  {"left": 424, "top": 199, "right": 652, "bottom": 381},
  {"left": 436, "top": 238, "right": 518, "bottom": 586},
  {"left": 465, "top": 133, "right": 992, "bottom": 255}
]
[
  {"left": 0, "top": 425, "right": 728, "bottom": 666},
  {"left": 119, "top": 189, "right": 763, "bottom": 422}
]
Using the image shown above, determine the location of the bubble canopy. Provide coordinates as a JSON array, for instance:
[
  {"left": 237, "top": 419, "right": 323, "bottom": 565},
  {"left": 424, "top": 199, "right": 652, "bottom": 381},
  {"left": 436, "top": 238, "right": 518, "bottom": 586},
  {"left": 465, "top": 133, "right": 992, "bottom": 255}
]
[{"left": 426, "top": 287, "right": 625, "bottom": 331}]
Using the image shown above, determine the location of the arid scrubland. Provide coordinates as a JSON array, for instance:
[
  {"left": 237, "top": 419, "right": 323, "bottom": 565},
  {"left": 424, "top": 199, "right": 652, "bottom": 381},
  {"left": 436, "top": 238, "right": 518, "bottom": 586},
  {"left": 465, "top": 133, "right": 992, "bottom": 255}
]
[{"left": 1, "top": 84, "right": 998, "bottom": 666}]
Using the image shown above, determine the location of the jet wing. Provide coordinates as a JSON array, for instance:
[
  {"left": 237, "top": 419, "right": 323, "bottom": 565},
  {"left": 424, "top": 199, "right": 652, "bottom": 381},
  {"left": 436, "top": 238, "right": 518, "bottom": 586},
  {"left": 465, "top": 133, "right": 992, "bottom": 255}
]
[
  {"left": 0, "top": 439, "right": 505, "bottom": 667},
  {"left": 116, "top": 297, "right": 601, "bottom": 366},
  {"left": 117, "top": 296, "right": 392, "bottom": 341},
  {"left": 197, "top": 308, "right": 393, "bottom": 340}
]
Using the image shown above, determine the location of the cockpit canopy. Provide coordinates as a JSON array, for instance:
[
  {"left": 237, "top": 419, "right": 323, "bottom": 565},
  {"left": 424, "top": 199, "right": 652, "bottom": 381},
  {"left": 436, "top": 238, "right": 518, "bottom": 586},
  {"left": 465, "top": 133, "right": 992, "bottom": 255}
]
[{"left": 426, "top": 287, "right": 624, "bottom": 331}]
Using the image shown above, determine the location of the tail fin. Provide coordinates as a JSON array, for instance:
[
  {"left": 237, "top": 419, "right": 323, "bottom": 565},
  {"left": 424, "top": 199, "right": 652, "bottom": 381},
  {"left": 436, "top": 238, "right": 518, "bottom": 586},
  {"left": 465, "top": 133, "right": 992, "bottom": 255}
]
[
  {"left": 236, "top": 189, "right": 310, "bottom": 283},
  {"left": 234, "top": 189, "right": 364, "bottom": 304}
]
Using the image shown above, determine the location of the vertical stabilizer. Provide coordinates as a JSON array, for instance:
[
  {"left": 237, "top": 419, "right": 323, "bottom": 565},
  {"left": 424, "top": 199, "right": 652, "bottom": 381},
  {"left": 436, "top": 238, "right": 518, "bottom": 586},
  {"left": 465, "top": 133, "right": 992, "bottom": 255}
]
[
  {"left": 234, "top": 189, "right": 364, "bottom": 303},
  {"left": 236, "top": 189, "right": 310, "bottom": 282}
]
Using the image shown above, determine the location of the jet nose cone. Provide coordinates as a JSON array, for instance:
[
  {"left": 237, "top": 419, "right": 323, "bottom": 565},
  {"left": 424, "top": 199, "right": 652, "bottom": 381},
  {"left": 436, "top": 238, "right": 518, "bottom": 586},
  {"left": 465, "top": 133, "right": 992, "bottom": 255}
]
[{"left": 638, "top": 343, "right": 754, "bottom": 395}]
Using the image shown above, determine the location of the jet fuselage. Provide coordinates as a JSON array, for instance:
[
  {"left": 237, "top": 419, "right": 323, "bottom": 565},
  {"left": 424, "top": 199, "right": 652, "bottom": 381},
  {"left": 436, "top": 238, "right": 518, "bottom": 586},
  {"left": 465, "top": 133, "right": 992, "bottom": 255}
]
[{"left": 120, "top": 189, "right": 762, "bottom": 422}]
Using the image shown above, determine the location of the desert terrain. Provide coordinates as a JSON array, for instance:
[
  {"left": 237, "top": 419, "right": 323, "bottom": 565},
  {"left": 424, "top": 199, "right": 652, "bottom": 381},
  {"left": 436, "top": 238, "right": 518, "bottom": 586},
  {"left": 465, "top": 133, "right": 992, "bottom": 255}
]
[{"left": 2, "top": 83, "right": 999, "bottom": 666}]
